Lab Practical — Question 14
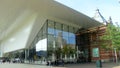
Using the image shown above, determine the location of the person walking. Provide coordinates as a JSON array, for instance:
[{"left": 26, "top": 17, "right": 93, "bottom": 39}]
[{"left": 61, "top": 59, "right": 64, "bottom": 66}]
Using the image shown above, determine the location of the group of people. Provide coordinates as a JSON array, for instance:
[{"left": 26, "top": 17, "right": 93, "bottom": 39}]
[
  {"left": 0, "top": 57, "right": 23, "bottom": 63},
  {"left": 0, "top": 58, "right": 10, "bottom": 63},
  {"left": 47, "top": 59, "right": 64, "bottom": 66}
]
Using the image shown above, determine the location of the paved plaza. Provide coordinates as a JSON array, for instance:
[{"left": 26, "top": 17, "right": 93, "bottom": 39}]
[{"left": 0, "top": 63, "right": 120, "bottom": 68}]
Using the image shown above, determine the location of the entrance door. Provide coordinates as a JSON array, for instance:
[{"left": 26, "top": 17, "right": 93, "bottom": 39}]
[{"left": 77, "top": 46, "right": 90, "bottom": 63}]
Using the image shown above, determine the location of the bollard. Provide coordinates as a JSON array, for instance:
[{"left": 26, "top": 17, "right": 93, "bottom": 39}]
[{"left": 96, "top": 60, "right": 102, "bottom": 68}]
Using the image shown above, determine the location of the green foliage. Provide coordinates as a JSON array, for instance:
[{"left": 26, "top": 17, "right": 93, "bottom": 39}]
[
  {"left": 100, "top": 24, "right": 120, "bottom": 50},
  {"left": 54, "top": 45, "right": 76, "bottom": 58},
  {"left": 62, "top": 45, "right": 69, "bottom": 55},
  {"left": 100, "top": 42, "right": 111, "bottom": 50},
  {"left": 55, "top": 47, "right": 62, "bottom": 59}
]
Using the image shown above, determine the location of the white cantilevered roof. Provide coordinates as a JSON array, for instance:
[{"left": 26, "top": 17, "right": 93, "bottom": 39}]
[{"left": 0, "top": 0, "right": 102, "bottom": 40}]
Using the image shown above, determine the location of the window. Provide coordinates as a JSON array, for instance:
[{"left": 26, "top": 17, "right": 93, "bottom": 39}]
[
  {"left": 62, "top": 25, "right": 68, "bottom": 37},
  {"left": 55, "top": 23, "right": 62, "bottom": 36},
  {"left": 48, "top": 20, "right": 54, "bottom": 35}
]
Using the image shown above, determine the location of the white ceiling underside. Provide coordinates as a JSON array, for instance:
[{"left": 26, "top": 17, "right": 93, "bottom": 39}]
[{"left": 0, "top": 0, "right": 102, "bottom": 41}]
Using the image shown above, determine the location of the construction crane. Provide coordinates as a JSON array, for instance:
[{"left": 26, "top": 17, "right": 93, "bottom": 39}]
[
  {"left": 108, "top": 16, "right": 113, "bottom": 25},
  {"left": 115, "top": 22, "right": 119, "bottom": 27},
  {"left": 76, "top": 9, "right": 108, "bottom": 35},
  {"left": 93, "top": 9, "right": 108, "bottom": 25}
]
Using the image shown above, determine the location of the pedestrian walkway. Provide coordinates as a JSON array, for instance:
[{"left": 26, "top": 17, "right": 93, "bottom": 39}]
[
  {"left": 63, "top": 63, "right": 120, "bottom": 68},
  {"left": 0, "top": 63, "right": 120, "bottom": 68},
  {"left": 0, "top": 63, "right": 65, "bottom": 68}
]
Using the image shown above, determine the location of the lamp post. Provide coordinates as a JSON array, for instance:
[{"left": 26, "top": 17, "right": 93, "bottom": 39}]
[
  {"left": 52, "top": 41, "right": 56, "bottom": 62},
  {"left": 114, "top": 48, "right": 118, "bottom": 63},
  {"left": 76, "top": 46, "right": 79, "bottom": 59}
]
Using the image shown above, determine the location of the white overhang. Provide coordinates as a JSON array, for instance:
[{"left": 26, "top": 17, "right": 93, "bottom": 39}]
[{"left": 0, "top": 0, "right": 102, "bottom": 40}]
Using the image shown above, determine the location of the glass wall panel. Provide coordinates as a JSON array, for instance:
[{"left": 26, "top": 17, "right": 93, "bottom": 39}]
[
  {"left": 43, "top": 23, "right": 47, "bottom": 34},
  {"left": 29, "top": 20, "right": 79, "bottom": 64},
  {"left": 62, "top": 25, "right": 68, "bottom": 37},
  {"left": 48, "top": 35, "right": 55, "bottom": 49},
  {"left": 47, "top": 21, "right": 55, "bottom": 61},
  {"left": 69, "top": 33, "right": 75, "bottom": 38},
  {"left": 48, "top": 28, "right": 54, "bottom": 35},
  {"left": 27, "top": 22, "right": 48, "bottom": 63},
  {"left": 62, "top": 36, "right": 68, "bottom": 45},
  {"left": 35, "top": 37, "right": 47, "bottom": 61},
  {"left": 55, "top": 23, "right": 62, "bottom": 36},
  {"left": 48, "top": 20, "right": 54, "bottom": 35},
  {"left": 69, "top": 37, "right": 75, "bottom": 45},
  {"left": 47, "top": 35, "right": 55, "bottom": 61}
]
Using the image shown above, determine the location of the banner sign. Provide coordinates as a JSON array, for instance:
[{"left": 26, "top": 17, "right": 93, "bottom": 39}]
[{"left": 92, "top": 48, "right": 99, "bottom": 57}]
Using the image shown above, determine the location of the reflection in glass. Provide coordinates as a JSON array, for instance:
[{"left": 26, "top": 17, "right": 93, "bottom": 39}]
[
  {"left": 62, "top": 25, "right": 68, "bottom": 37},
  {"left": 63, "top": 36, "right": 68, "bottom": 44},
  {"left": 55, "top": 23, "right": 62, "bottom": 37},
  {"left": 69, "top": 37, "right": 75, "bottom": 45},
  {"left": 36, "top": 38, "right": 47, "bottom": 51},
  {"left": 48, "top": 20, "right": 54, "bottom": 35},
  {"left": 29, "top": 20, "right": 79, "bottom": 64},
  {"left": 48, "top": 28, "right": 54, "bottom": 35}
]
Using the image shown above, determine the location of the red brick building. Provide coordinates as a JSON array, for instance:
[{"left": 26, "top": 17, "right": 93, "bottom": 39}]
[{"left": 76, "top": 25, "right": 115, "bottom": 62}]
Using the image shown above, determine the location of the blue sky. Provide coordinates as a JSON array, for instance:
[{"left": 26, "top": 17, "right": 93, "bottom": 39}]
[{"left": 55, "top": 0, "right": 120, "bottom": 25}]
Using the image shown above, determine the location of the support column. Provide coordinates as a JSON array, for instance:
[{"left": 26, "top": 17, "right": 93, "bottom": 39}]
[
  {"left": 25, "top": 49, "right": 27, "bottom": 61},
  {"left": 0, "top": 49, "right": 3, "bottom": 57},
  {"left": 76, "top": 46, "right": 79, "bottom": 59},
  {"left": 52, "top": 41, "right": 55, "bottom": 61},
  {"left": 25, "top": 49, "right": 29, "bottom": 63},
  {"left": 0, "top": 43, "right": 3, "bottom": 57}
]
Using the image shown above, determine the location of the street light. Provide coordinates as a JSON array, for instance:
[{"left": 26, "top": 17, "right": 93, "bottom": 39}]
[{"left": 114, "top": 48, "right": 118, "bottom": 63}]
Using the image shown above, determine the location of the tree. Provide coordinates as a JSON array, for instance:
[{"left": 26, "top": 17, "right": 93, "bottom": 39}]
[
  {"left": 55, "top": 47, "right": 62, "bottom": 59},
  {"left": 62, "top": 45, "right": 69, "bottom": 57},
  {"left": 68, "top": 46, "right": 76, "bottom": 57},
  {"left": 100, "top": 24, "right": 120, "bottom": 50},
  {"left": 100, "top": 24, "right": 120, "bottom": 63}
]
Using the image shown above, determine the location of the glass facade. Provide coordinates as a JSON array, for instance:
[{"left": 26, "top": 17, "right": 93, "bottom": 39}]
[
  {"left": 27, "top": 20, "right": 79, "bottom": 64},
  {"left": 4, "top": 20, "right": 95, "bottom": 64},
  {"left": 47, "top": 20, "right": 78, "bottom": 61}
]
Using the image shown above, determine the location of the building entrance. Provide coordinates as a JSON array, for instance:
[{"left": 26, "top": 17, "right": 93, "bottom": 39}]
[{"left": 76, "top": 33, "right": 91, "bottom": 63}]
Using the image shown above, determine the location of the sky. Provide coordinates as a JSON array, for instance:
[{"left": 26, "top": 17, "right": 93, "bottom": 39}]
[{"left": 55, "top": 0, "right": 120, "bottom": 25}]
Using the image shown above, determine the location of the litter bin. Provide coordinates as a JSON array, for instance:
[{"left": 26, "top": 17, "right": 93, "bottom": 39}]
[{"left": 96, "top": 60, "right": 102, "bottom": 68}]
